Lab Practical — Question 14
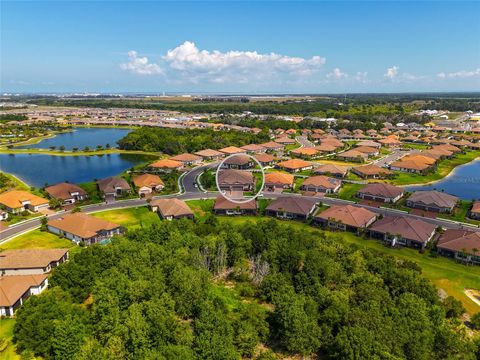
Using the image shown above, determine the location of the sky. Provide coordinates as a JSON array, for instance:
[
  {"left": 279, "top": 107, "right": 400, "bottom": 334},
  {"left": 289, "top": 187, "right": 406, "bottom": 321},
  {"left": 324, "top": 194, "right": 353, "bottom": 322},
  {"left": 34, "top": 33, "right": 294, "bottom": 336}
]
[{"left": 1, "top": 1, "right": 479, "bottom": 94}]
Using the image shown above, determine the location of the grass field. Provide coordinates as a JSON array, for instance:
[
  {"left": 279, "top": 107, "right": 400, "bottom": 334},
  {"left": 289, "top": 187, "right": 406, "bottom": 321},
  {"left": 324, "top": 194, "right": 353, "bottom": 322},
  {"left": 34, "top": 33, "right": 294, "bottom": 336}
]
[
  {"left": 0, "top": 229, "right": 76, "bottom": 251},
  {"left": 335, "top": 182, "right": 363, "bottom": 201},
  {"left": 0, "top": 318, "right": 20, "bottom": 360},
  {"left": 90, "top": 206, "right": 161, "bottom": 230}
]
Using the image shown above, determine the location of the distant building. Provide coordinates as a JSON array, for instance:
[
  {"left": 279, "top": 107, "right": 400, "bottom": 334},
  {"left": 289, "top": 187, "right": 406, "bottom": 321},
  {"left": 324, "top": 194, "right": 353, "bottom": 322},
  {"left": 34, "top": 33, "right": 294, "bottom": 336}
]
[
  {"left": 0, "top": 190, "right": 49, "bottom": 214},
  {"left": 314, "top": 205, "right": 377, "bottom": 233},
  {"left": 437, "top": 229, "right": 480, "bottom": 264},
  {"left": 0, "top": 274, "right": 49, "bottom": 316},
  {"left": 213, "top": 196, "right": 257, "bottom": 216},
  {"left": 406, "top": 190, "right": 458, "bottom": 213},
  {"left": 357, "top": 183, "right": 404, "bottom": 203},
  {"left": 265, "top": 197, "right": 318, "bottom": 221},
  {"left": 149, "top": 198, "right": 194, "bottom": 220},
  {"left": 97, "top": 177, "right": 131, "bottom": 199},
  {"left": 45, "top": 182, "right": 88, "bottom": 205},
  {"left": 0, "top": 249, "right": 69, "bottom": 276}
]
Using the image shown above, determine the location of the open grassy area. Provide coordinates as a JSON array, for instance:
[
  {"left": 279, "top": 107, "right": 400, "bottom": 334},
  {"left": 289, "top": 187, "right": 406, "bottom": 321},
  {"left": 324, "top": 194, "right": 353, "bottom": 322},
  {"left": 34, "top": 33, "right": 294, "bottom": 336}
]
[
  {"left": 187, "top": 199, "right": 215, "bottom": 219},
  {"left": 0, "top": 318, "right": 20, "bottom": 360},
  {"left": 391, "top": 150, "right": 480, "bottom": 186},
  {"left": 90, "top": 206, "right": 161, "bottom": 230},
  {"left": 0, "top": 171, "right": 30, "bottom": 191},
  {"left": 334, "top": 182, "right": 363, "bottom": 201},
  {"left": 0, "top": 229, "right": 81, "bottom": 255}
]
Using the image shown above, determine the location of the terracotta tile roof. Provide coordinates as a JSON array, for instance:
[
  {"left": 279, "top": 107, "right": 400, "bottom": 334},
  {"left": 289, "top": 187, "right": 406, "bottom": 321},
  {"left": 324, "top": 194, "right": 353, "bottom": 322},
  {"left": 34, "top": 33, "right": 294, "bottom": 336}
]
[
  {"left": 0, "top": 249, "right": 69, "bottom": 270},
  {"left": 358, "top": 183, "right": 404, "bottom": 198},
  {"left": 265, "top": 172, "right": 294, "bottom": 185},
  {"left": 0, "top": 274, "right": 48, "bottom": 307},
  {"left": 438, "top": 229, "right": 480, "bottom": 254},
  {"left": 48, "top": 213, "right": 121, "bottom": 239},
  {"left": 224, "top": 155, "right": 252, "bottom": 166},
  {"left": 275, "top": 136, "right": 296, "bottom": 144},
  {"left": 369, "top": 216, "right": 436, "bottom": 244},
  {"left": 472, "top": 201, "right": 480, "bottom": 214},
  {"left": 150, "top": 198, "right": 193, "bottom": 218},
  {"left": 354, "top": 146, "right": 378, "bottom": 154},
  {"left": 260, "top": 141, "right": 284, "bottom": 150},
  {"left": 97, "top": 177, "right": 131, "bottom": 193},
  {"left": 315, "top": 143, "right": 337, "bottom": 152},
  {"left": 267, "top": 197, "right": 318, "bottom": 216},
  {"left": 314, "top": 164, "right": 348, "bottom": 176},
  {"left": 149, "top": 159, "right": 183, "bottom": 169},
  {"left": 169, "top": 153, "right": 202, "bottom": 162},
  {"left": 315, "top": 205, "right": 377, "bottom": 228},
  {"left": 390, "top": 159, "right": 433, "bottom": 171},
  {"left": 218, "top": 169, "right": 254, "bottom": 185},
  {"left": 353, "top": 164, "right": 393, "bottom": 176},
  {"left": 133, "top": 174, "right": 164, "bottom": 188},
  {"left": 321, "top": 138, "right": 344, "bottom": 148},
  {"left": 379, "top": 136, "right": 401, "bottom": 145},
  {"left": 291, "top": 147, "right": 319, "bottom": 156},
  {"left": 337, "top": 149, "right": 368, "bottom": 159},
  {"left": 277, "top": 159, "right": 312, "bottom": 170},
  {"left": 254, "top": 153, "right": 275, "bottom": 163},
  {"left": 194, "top": 149, "right": 224, "bottom": 158},
  {"left": 302, "top": 175, "right": 340, "bottom": 189},
  {"left": 241, "top": 144, "right": 265, "bottom": 152},
  {"left": 0, "top": 190, "right": 48, "bottom": 210},
  {"left": 402, "top": 154, "right": 437, "bottom": 165},
  {"left": 45, "top": 183, "right": 87, "bottom": 201},
  {"left": 407, "top": 190, "right": 458, "bottom": 209},
  {"left": 219, "top": 146, "right": 247, "bottom": 154},
  {"left": 357, "top": 140, "right": 381, "bottom": 148},
  {"left": 214, "top": 195, "right": 257, "bottom": 210}
]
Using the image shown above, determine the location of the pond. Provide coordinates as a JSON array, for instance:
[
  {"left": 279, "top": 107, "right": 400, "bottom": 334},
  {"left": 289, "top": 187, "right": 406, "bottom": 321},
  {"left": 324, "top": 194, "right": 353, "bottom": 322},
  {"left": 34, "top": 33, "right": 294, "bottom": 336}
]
[
  {"left": 407, "top": 158, "right": 480, "bottom": 200},
  {"left": 16, "top": 127, "right": 131, "bottom": 150},
  {"left": 0, "top": 153, "right": 155, "bottom": 188}
]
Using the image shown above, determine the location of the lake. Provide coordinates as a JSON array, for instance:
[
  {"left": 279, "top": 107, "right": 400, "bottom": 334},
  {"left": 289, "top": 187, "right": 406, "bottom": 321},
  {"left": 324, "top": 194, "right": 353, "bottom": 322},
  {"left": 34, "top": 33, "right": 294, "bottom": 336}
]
[
  {"left": 16, "top": 127, "right": 131, "bottom": 150},
  {"left": 0, "top": 153, "right": 154, "bottom": 188},
  {"left": 407, "top": 158, "right": 480, "bottom": 200}
]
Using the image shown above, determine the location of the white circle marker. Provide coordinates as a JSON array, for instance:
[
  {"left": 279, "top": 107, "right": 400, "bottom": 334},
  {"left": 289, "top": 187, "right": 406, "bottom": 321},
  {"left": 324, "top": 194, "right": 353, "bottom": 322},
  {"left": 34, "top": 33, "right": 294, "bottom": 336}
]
[{"left": 215, "top": 153, "right": 265, "bottom": 204}]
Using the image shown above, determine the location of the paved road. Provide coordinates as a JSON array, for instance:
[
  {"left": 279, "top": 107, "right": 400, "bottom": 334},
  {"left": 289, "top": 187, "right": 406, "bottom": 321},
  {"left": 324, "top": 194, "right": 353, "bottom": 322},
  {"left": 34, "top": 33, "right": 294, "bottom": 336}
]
[
  {"left": 373, "top": 149, "right": 419, "bottom": 167},
  {"left": 1, "top": 164, "right": 478, "bottom": 243},
  {"left": 296, "top": 135, "right": 314, "bottom": 148}
]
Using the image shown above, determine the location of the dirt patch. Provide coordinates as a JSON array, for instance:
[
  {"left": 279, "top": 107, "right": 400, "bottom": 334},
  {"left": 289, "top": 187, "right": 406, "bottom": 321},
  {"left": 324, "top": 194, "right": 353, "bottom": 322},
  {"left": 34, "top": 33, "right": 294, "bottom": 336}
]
[{"left": 410, "top": 209, "right": 438, "bottom": 218}]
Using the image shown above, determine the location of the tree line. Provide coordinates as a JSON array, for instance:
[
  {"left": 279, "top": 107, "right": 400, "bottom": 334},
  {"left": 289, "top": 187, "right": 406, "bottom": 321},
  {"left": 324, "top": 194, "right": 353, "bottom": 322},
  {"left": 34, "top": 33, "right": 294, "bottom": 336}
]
[{"left": 13, "top": 218, "right": 479, "bottom": 359}]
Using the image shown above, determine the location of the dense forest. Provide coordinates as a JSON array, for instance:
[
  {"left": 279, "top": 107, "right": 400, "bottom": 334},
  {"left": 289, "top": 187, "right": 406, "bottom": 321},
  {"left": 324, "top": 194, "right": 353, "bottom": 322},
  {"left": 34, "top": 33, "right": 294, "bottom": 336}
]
[
  {"left": 0, "top": 114, "right": 28, "bottom": 122},
  {"left": 117, "top": 127, "right": 270, "bottom": 154},
  {"left": 13, "top": 218, "right": 479, "bottom": 359}
]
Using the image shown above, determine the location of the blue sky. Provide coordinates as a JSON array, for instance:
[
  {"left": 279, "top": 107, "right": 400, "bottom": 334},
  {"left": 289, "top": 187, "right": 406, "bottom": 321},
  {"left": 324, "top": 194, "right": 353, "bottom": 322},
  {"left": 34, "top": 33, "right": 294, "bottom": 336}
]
[{"left": 1, "top": 1, "right": 479, "bottom": 93}]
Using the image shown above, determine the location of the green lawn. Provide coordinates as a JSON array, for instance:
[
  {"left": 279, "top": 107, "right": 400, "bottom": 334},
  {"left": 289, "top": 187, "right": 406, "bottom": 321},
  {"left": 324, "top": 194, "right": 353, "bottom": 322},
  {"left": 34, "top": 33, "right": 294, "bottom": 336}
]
[
  {"left": 187, "top": 199, "right": 215, "bottom": 219},
  {"left": 0, "top": 229, "right": 78, "bottom": 253},
  {"left": 335, "top": 183, "right": 363, "bottom": 201},
  {"left": 0, "top": 318, "right": 20, "bottom": 360},
  {"left": 438, "top": 200, "right": 480, "bottom": 226},
  {"left": 90, "top": 206, "right": 161, "bottom": 230}
]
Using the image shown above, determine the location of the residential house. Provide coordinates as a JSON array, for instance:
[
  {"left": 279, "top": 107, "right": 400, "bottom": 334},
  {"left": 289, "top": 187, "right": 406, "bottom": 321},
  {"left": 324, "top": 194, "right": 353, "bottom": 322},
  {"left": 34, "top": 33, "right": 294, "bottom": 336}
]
[
  {"left": 149, "top": 198, "right": 194, "bottom": 220},
  {"left": 336, "top": 149, "right": 368, "bottom": 162},
  {"left": 0, "top": 249, "right": 69, "bottom": 276},
  {"left": 132, "top": 174, "right": 164, "bottom": 197},
  {"left": 264, "top": 172, "right": 294, "bottom": 192},
  {"left": 169, "top": 153, "right": 203, "bottom": 166},
  {"left": 260, "top": 141, "right": 284, "bottom": 153},
  {"left": 314, "top": 164, "right": 348, "bottom": 178},
  {"left": 353, "top": 146, "right": 379, "bottom": 157},
  {"left": 217, "top": 169, "right": 255, "bottom": 192},
  {"left": 45, "top": 183, "right": 88, "bottom": 205},
  {"left": 213, "top": 195, "right": 257, "bottom": 216},
  {"left": 219, "top": 146, "right": 247, "bottom": 156},
  {"left": 290, "top": 147, "right": 320, "bottom": 159},
  {"left": 313, "top": 205, "right": 377, "bottom": 233},
  {"left": 352, "top": 164, "right": 394, "bottom": 179},
  {"left": 265, "top": 197, "right": 318, "bottom": 221},
  {"left": 275, "top": 136, "right": 296, "bottom": 145},
  {"left": 0, "top": 274, "right": 49, "bottom": 316},
  {"left": 406, "top": 190, "right": 458, "bottom": 213},
  {"left": 379, "top": 136, "right": 401, "bottom": 147},
  {"left": 97, "top": 176, "right": 131, "bottom": 198},
  {"left": 369, "top": 216, "right": 436, "bottom": 249},
  {"left": 357, "top": 183, "right": 404, "bottom": 203},
  {"left": 300, "top": 175, "right": 341, "bottom": 194},
  {"left": 314, "top": 143, "right": 337, "bottom": 154},
  {"left": 148, "top": 159, "right": 183, "bottom": 173},
  {"left": 222, "top": 155, "right": 254, "bottom": 170},
  {"left": 194, "top": 149, "right": 225, "bottom": 161},
  {"left": 254, "top": 153, "right": 276, "bottom": 167},
  {"left": 389, "top": 157, "right": 435, "bottom": 174},
  {"left": 469, "top": 201, "right": 480, "bottom": 220},
  {"left": 0, "top": 190, "right": 49, "bottom": 214},
  {"left": 48, "top": 213, "right": 123, "bottom": 245},
  {"left": 276, "top": 159, "right": 313, "bottom": 173},
  {"left": 241, "top": 144, "right": 266, "bottom": 154},
  {"left": 437, "top": 229, "right": 480, "bottom": 264}
]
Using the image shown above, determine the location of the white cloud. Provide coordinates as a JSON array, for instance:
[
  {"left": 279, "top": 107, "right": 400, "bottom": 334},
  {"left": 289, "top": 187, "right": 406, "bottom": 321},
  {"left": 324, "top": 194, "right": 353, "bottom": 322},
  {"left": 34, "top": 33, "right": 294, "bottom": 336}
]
[
  {"left": 120, "top": 50, "right": 163, "bottom": 75},
  {"left": 121, "top": 41, "right": 326, "bottom": 84},
  {"left": 354, "top": 71, "right": 368, "bottom": 83},
  {"left": 326, "top": 68, "right": 348, "bottom": 80},
  {"left": 384, "top": 65, "right": 399, "bottom": 79},
  {"left": 437, "top": 68, "right": 480, "bottom": 79}
]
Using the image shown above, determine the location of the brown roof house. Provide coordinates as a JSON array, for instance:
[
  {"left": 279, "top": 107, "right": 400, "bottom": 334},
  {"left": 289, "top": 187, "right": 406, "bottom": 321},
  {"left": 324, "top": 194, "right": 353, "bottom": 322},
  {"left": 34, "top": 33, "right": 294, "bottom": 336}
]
[
  {"left": 314, "top": 164, "right": 348, "bottom": 178},
  {"left": 217, "top": 169, "right": 255, "bottom": 193},
  {"left": 406, "top": 190, "right": 458, "bottom": 213},
  {"left": 313, "top": 205, "right": 377, "bottom": 233},
  {"left": 357, "top": 183, "right": 404, "bottom": 203},
  {"left": 219, "top": 146, "right": 247, "bottom": 156},
  {"left": 148, "top": 159, "right": 183, "bottom": 173},
  {"left": 369, "top": 216, "right": 436, "bottom": 249},
  {"left": 469, "top": 201, "right": 480, "bottom": 220},
  {"left": 213, "top": 195, "right": 257, "bottom": 216},
  {"left": 264, "top": 172, "right": 294, "bottom": 192},
  {"left": 0, "top": 190, "right": 49, "bottom": 214},
  {"left": 241, "top": 144, "right": 266, "bottom": 154},
  {"left": 149, "top": 198, "right": 194, "bottom": 220},
  {"left": 290, "top": 147, "right": 320, "bottom": 159},
  {"left": 169, "top": 153, "right": 203, "bottom": 166},
  {"left": 222, "top": 155, "right": 254, "bottom": 170},
  {"left": 0, "top": 248, "right": 69, "bottom": 276},
  {"left": 276, "top": 159, "right": 313, "bottom": 173},
  {"left": 97, "top": 176, "right": 131, "bottom": 199},
  {"left": 45, "top": 182, "right": 88, "bottom": 205},
  {"left": 194, "top": 149, "right": 225, "bottom": 161},
  {"left": 336, "top": 149, "right": 368, "bottom": 163},
  {"left": 0, "top": 274, "right": 49, "bottom": 317},
  {"left": 254, "top": 153, "right": 276, "bottom": 167},
  {"left": 266, "top": 197, "right": 318, "bottom": 221},
  {"left": 437, "top": 229, "right": 480, "bottom": 264},
  {"left": 133, "top": 174, "right": 164, "bottom": 197},
  {"left": 260, "top": 141, "right": 284, "bottom": 153},
  {"left": 354, "top": 146, "right": 380, "bottom": 157},
  {"left": 48, "top": 213, "right": 123, "bottom": 246},
  {"left": 300, "top": 175, "right": 341, "bottom": 194},
  {"left": 352, "top": 164, "right": 394, "bottom": 179}
]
